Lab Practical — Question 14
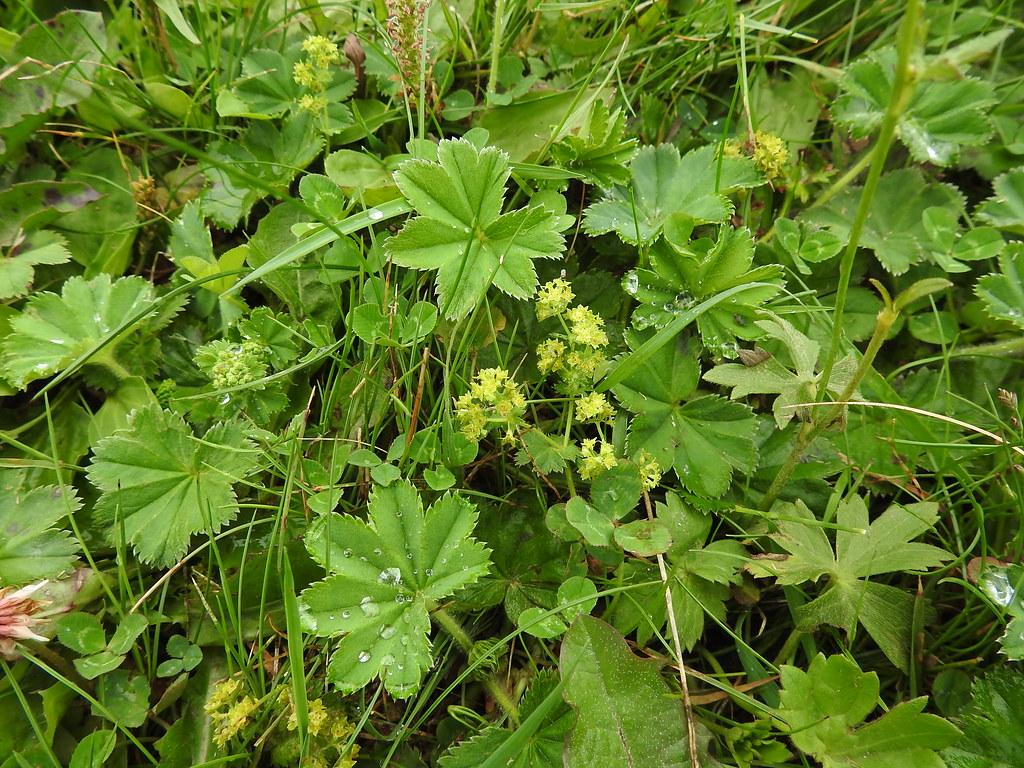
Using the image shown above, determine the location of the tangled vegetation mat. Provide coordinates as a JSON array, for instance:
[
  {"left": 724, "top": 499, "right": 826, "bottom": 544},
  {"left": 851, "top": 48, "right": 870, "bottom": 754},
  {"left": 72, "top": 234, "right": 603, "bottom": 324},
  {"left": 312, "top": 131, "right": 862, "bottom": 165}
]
[{"left": 1, "top": 0, "right": 1023, "bottom": 765}]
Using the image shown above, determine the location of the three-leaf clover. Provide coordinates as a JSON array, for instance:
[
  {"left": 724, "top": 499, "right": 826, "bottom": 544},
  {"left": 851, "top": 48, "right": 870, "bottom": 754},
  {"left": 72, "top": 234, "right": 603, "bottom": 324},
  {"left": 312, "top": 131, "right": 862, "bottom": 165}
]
[
  {"left": 57, "top": 612, "right": 148, "bottom": 680},
  {"left": 834, "top": 46, "right": 997, "bottom": 166},
  {"left": 0, "top": 481, "right": 79, "bottom": 586},
  {"left": 752, "top": 494, "right": 951, "bottom": 671},
  {"left": 779, "top": 653, "right": 960, "bottom": 768},
  {"left": 300, "top": 480, "right": 491, "bottom": 698},
  {"left": 582, "top": 143, "right": 764, "bottom": 245},
  {"left": 622, "top": 226, "right": 782, "bottom": 354},
  {"left": 704, "top": 315, "right": 858, "bottom": 428},
  {"left": 614, "top": 334, "right": 757, "bottom": 498},
  {"left": 803, "top": 169, "right": 965, "bottom": 274},
  {"left": 87, "top": 406, "right": 258, "bottom": 566},
  {"left": 609, "top": 493, "right": 745, "bottom": 650},
  {"left": 386, "top": 138, "right": 567, "bottom": 320},
  {"left": 0, "top": 274, "right": 169, "bottom": 390}
]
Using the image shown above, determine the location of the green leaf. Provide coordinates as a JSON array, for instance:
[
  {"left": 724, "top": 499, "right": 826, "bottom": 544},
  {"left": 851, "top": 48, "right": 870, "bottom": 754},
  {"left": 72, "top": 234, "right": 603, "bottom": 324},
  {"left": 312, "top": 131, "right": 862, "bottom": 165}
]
[
  {"left": 87, "top": 406, "right": 258, "bottom": 566},
  {"left": 779, "top": 654, "right": 960, "bottom": 768},
  {"left": 582, "top": 143, "right": 764, "bottom": 245},
  {"left": 94, "top": 671, "right": 150, "bottom": 728},
  {"left": 773, "top": 218, "right": 843, "bottom": 275},
  {"left": 549, "top": 100, "right": 638, "bottom": 187},
  {"left": 300, "top": 480, "right": 491, "bottom": 698},
  {"left": 58, "top": 614, "right": 107, "bottom": 656},
  {"left": 387, "top": 138, "right": 566, "bottom": 319},
  {"left": 0, "top": 11, "right": 107, "bottom": 131},
  {"left": 0, "top": 482, "right": 79, "bottom": 586},
  {"left": 69, "top": 730, "right": 117, "bottom": 768},
  {"left": 976, "top": 244, "right": 1024, "bottom": 330},
  {"left": 0, "top": 274, "right": 163, "bottom": 390},
  {"left": 622, "top": 227, "right": 782, "bottom": 354},
  {"left": 976, "top": 167, "right": 1024, "bottom": 235},
  {"left": 755, "top": 495, "right": 951, "bottom": 670},
  {"left": 942, "top": 667, "right": 1024, "bottom": 768},
  {"left": 803, "top": 169, "right": 965, "bottom": 275},
  {"left": 615, "top": 336, "right": 757, "bottom": 498},
  {"left": 704, "top": 315, "right": 858, "bottom": 428},
  {"left": 613, "top": 518, "right": 672, "bottom": 556},
  {"left": 439, "top": 670, "right": 573, "bottom": 768},
  {"left": 0, "top": 181, "right": 100, "bottom": 247},
  {"left": 0, "top": 234, "right": 71, "bottom": 300},
  {"left": 561, "top": 615, "right": 713, "bottom": 767},
  {"left": 834, "top": 47, "right": 996, "bottom": 166}
]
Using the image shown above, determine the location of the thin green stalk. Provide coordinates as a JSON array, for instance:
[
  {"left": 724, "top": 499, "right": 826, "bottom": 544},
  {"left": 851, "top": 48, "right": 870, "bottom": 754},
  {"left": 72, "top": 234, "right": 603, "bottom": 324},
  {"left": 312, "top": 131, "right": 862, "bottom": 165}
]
[
  {"left": 432, "top": 606, "right": 520, "bottom": 724},
  {"left": 816, "top": 0, "right": 923, "bottom": 399},
  {"left": 486, "top": 0, "right": 507, "bottom": 101}
]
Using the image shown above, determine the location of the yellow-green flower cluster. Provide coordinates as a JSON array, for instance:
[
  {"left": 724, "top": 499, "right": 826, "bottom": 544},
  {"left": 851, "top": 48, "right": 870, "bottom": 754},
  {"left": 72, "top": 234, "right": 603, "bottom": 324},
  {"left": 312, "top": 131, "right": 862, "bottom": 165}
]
[
  {"left": 578, "top": 438, "right": 618, "bottom": 480},
  {"left": 575, "top": 392, "right": 614, "bottom": 423},
  {"left": 206, "top": 678, "right": 259, "bottom": 748},
  {"left": 635, "top": 449, "right": 662, "bottom": 491},
  {"left": 293, "top": 35, "right": 340, "bottom": 114},
  {"left": 537, "top": 277, "right": 574, "bottom": 320},
  {"left": 455, "top": 368, "right": 527, "bottom": 442},
  {"left": 752, "top": 130, "right": 789, "bottom": 181},
  {"left": 533, "top": 278, "right": 610, "bottom": 394},
  {"left": 271, "top": 693, "right": 360, "bottom": 767}
]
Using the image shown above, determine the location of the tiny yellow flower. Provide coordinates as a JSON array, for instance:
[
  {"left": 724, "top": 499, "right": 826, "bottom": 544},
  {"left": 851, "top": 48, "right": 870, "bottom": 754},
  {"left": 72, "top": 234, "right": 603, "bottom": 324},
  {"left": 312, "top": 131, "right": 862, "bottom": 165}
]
[
  {"left": 287, "top": 697, "right": 329, "bottom": 736},
  {"left": 536, "top": 277, "right": 575, "bottom": 320},
  {"left": 293, "top": 60, "right": 320, "bottom": 89},
  {"left": 565, "top": 305, "right": 608, "bottom": 349},
  {"left": 575, "top": 392, "right": 614, "bottom": 422},
  {"left": 205, "top": 678, "right": 242, "bottom": 714},
  {"left": 213, "top": 695, "right": 258, "bottom": 747}
]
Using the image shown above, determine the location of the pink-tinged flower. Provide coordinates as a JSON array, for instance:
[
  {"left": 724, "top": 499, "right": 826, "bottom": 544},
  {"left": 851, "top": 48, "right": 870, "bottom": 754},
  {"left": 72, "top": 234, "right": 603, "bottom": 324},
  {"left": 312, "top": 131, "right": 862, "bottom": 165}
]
[{"left": 0, "top": 581, "right": 49, "bottom": 660}]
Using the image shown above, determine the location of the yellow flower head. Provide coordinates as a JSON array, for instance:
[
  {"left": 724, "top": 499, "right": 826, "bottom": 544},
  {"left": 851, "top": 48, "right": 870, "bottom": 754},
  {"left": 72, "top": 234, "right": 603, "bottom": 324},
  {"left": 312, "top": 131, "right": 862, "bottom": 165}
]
[
  {"left": 536, "top": 338, "right": 566, "bottom": 374},
  {"left": 578, "top": 438, "right": 617, "bottom": 480},
  {"left": 565, "top": 305, "right": 608, "bottom": 349},
  {"left": 752, "top": 130, "right": 789, "bottom": 180},
  {"left": 205, "top": 678, "right": 242, "bottom": 714},
  {"left": 635, "top": 449, "right": 662, "bottom": 491},
  {"left": 298, "top": 93, "right": 328, "bottom": 114},
  {"left": 575, "top": 392, "right": 614, "bottom": 422},
  {"left": 456, "top": 368, "right": 526, "bottom": 441},
  {"left": 213, "top": 695, "right": 258, "bottom": 747},
  {"left": 536, "top": 277, "right": 575, "bottom": 320},
  {"left": 301, "top": 35, "right": 341, "bottom": 69}
]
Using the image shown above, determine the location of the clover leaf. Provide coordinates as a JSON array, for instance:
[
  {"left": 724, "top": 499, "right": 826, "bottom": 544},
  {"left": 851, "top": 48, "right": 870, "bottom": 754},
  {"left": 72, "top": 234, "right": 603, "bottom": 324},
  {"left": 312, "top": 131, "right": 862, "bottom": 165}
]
[
  {"left": 609, "top": 493, "right": 745, "bottom": 650},
  {"left": 803, "top": 169, "right": 965, "bottom": 274},
  {"left": 622, "top": 226, "right": 782, "bottom": 354},
  {"left": 582, "top": 143, "right": 763, "bottom": 245},
  {"left": 0, "top": 274, "right": 167, "bottom": 390},
  {"left": 0, "top": 481, "right": 80, "bottom": 587},
  {"left": 976, "top": 243, "right": 1024, "bottom": 330},
  {"left": 614, "top": 334, "right": 757, "bottom": 498},
  {"left": 87, "top": 406, "right": 258, "bottom": 566},
  {"left": 779, "top": 653, "right": 960, "bottom": 768},
  {"left": 753, "top": 494, "right": 951, "bottom": 671},
  {"left": 704, "top": 315, "right": 857, "bottom": 428},
  {"left": 300, "top": 480, "right": 491, "bottom": 699},
  {"left": 834, "top": 46, "right": 996, "bottom": 166},
  {"left": 387, "top": 138, "right": 567, "bottom": 320}
]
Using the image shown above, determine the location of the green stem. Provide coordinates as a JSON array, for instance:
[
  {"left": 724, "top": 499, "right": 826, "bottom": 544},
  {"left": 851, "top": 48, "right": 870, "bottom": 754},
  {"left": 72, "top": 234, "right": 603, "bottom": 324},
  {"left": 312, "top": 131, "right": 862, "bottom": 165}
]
[
  {"left": 432, "top": 606, "right": 521, "bottom": 724},
  {"left": 761, "top": 303, "right": 897, "bottom": 509},
  {"left": 810, "top": 147, "right": 874, "bottom": 210},
  {"left": 816, "top": 0, "right": 922, "bottom": 400},
  {"left": 486, "top": 0, "right": 507, "bottom": 101}
]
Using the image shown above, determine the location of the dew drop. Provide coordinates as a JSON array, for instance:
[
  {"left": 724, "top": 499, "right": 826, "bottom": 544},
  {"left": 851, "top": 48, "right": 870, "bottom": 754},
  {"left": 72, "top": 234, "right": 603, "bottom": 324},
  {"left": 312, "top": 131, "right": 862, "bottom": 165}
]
[
  {"left": 378, "top": 567, "right": 402, "bottom": 585},
  {"left": 220, "top": 393, "right": 231, "bottom": 405},
  {"left": 341, "top": 610, "right": 351, "bottom": 619},
  {"left": 359, "top": 596, "right": 380, "bottom": 617},
  {"left": 424, "top": 568, "right": 433, "bottom": 577},
  {"left": 373, "top": 547, "right": 382, "bottom": 556},
  {"left": 379, "top": 624, "right": 396, "bottom": 639},
  {"left": 342, "top": 548, "right": 353, "bottom": 558},
  {"left": 357, "top": 650, "right": 371, "bottom": 663},
  {"left": 367, "top": 208, "right": 384, "bottom": 221},
  {"left": 380, "top": 653, "right": 395, "bottom": 667}
]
